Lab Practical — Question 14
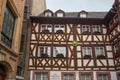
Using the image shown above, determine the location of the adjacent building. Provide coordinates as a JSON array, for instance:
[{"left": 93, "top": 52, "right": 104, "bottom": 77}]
[
  {"left": 29, "top": 0, "right": 120, "bottom": 80},
  {"left": 0, "top": 0, "right": 25, "bottom": 80},
  {"left": 16, "top": 0, "right": 46, "bottom": 80}
]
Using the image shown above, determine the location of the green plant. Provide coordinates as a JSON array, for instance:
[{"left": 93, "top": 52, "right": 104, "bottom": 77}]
[
  {"left": 56, "top": 53, "right": 64, "bottom": 58},
  {"left": 97, "top": 54, "right": 105, "bottom": 58},
  {"left": 93, "top": 31, "right": 101, "bottom": 35},
  {"left": 42, "top": 29, "right": 50, "bottom": 33},
  {"left": 82, "top": 31, "right": 90, "bottom": 35},
  {"left": 41, "top": 53, "right": 49, "bottom": 58},
  {"left": 84, "top": 54, "right": 91, "bottom": 59},
  {"left": 56, "top": 29, "right": 64, "bottom": 33}
]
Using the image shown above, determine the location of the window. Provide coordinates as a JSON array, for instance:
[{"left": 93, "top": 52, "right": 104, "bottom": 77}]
[
  {"left": 63, "top": 74, "right": 74, "bottom": 80},
  {"left": 95, "top": 47, "right": 105, "bottom": 57},
  {"left": 16, "top": 66, "right": 22, "bottom": 76},
  {"left": 80, "top": 13, "right": 87, "bottom": 18},
  {"left": 41, "top": 24, "right": 52, "bottom": 33},
  {"left": 98, "top": 74, "right": 108, "bottom": 80},
  {"left": 54, "top": 25, "right": 65, "bottom": 33},
  {"left": 114, "top": 41, "right": 120, "bottom": 53},
  {"left": 53, "top": 47, "right": 66, "bottom": 57},
  {"left": 82, "top": 47, "right": 92, "bottom": 58},
  {"left": 20, "top": 35, "right": 24, "bottom": 52},
  {"left": 57, "top": 13, "right": 63, "bottom": 17},
  {"left": 35, "top": 73, "right": 48, "bottom": 80},
  {"left": 82, "top": 25, "right": 90, "bottom": 34},
  {"left": 92, "top": 25, "right": 101, "bottom": 33},
  {"left": 1, "top": 6, "right": 15, "bottom": 48},
  {"left": 81, "top": 74, "right": 91, "bottom": 80},
  {"left": 38, "top": 46, "right": 51, "bottom": 57},
  {"left": 45, "top": 12, "right": 52, "bottom": 17}
]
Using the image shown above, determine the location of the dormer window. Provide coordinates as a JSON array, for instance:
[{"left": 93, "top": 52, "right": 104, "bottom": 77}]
[
  {"left": 79, "top": 10, "right": 87, "bottom": 18},
  {"left": 80, "top": 13, "right": 87, "bottom": 18},
  {"left": 55, "top": 9, "right": 65, "bottom": 17},
  {"left": 57, "top": 13, "right": 63, "bottom": 17},
  {"left": 44, "top": 9, "right": 53, "bottom": 17},
  {"left": 45, "top": 12, "right": 52, "bottom": 17}
]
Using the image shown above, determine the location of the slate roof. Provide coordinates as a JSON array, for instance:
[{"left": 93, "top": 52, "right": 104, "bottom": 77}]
[{"left": 38, "top": 11, "right": 107, "bottom": 19}]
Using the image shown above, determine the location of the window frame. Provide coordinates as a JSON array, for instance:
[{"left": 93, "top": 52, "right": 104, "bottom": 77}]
[
  {"left": 96, "top": 72, "right": 111, "bottom": 80},
  {"left": 82, "top": 25, "right": 90, "bottom": 34},
  {"left": 53, "top": 46, "right": 66, "bottom": 58},
  {"left": 38, "top": 46, "right": 51, "bottom": 57},
  {"left": 1, "top": 5, "right": 16, "bottom": 48},
  {"left": 54, "top": 25, "right": 65, "bottom": 33},
  {"left": 45, "top": 12, "right": 52, "bottom": 17},
  {"left": 82, "top": 47, "right": 92, "bottom": 58},
  {"left": 62, "top": 72, "right": 75, "bottom": 80},
  {"left": 79, "top": 72, "right": 93, "bottom": 80},
  {"left": 92, "top": 25, "right": 101, "bottom": 34},
  {"left": 95, "top": 46, "right": 105, "bottom": 57},
  {"left": 80, "top": 13, "right": 87, "bottom": 18},
  {"left": 41, "top": 24, "right": 52, "bottom": 33},
  {"left": 33, "top": 71, "right": 50, "bottom": 80}
]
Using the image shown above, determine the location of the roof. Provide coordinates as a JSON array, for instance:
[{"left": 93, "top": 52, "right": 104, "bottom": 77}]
[{"left": 37, "top": 11, "right": 107, "bottom": 19}]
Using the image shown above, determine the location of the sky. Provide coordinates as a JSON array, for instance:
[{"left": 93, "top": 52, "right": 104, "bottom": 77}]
[{"left": 46, "top": 0, "right": 114, "bottom": 12}]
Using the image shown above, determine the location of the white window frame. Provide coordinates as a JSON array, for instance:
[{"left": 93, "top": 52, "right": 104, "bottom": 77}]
[
  {"left": 81, "top": 74, "right": 91, "bottom": 80},
  {"left": 45, "top": 12, "right": 52, "bottom": 17},
  {"left": 82, "top": 47, "right": 92, "bottom": 57},
  {"left": 82, "top": 25, "right": 90, "bottom": 33},
  {"left": 54, "top": 25, "right": 65, "bottom": 33},
  {"left": 35, "top": 73, "right": 48, "bottom": 80},
  {"left": 57, "top": 13, "right": 63, "bottom": 17},
  {"left": 38, "top": 46, "right": 51, "bottom": 57},
  {"left": 92, "top": 25, "right": 101, "bottom": 33},
  {"left": 95, "top": 47, "right": 105, "bottom": 56},
  {"left": 53, "top": 46, "right": 66, "bottom": 57},
  {"left": 41, "top": 24, "right": 52, "bottom": 32},
  {"left": 80, "top": 13, "right": 87, "bottom": 18}
]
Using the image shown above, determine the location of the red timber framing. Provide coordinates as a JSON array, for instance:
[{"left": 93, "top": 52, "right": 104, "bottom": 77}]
[{"left": 29, "top": 16, "right": 116, "bottom": 71}]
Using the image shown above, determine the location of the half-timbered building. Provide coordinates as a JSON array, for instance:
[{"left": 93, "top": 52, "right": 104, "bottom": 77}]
[{"left": 29, "top": 0, "right": 120, "bottom": 80}]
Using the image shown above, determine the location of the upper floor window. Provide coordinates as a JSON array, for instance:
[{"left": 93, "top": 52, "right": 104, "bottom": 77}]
[
  {"left": 92, "top": 25, "right": 101, "bottom": 34},
  {"left": 54, "top": 25, "right": 65, "bottom": 33},
  {"left": 82, "top": 47, "right": 92, "bottom": 58},
  {"left": 41, "top": 24, "right": 52, "bottom": 33},
  {"left": 35, "top": 72, "right": 48, "bottom": 80},
  {"left": 53, "top": 46, "right": 66, "bottom": 58},
  {"left": 95, "top": 47, "right": 105, "bottom": 58},
  {"left": 38, "top": 46, "right": 51, "bottom": 57},
  {"left": 82, "top": 25, "right": 90, "bottom": 34},
  {"left": 1, "top": 6, "right": 15, "bottom": 48}
]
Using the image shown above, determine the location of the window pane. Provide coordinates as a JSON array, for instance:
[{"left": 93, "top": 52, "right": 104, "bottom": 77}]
[
  {"left": 53, "top": 47, "right": 66, "bottom": 57},
  {"left": 1, "top": 6, "right": 15, "bottom": 48},
  {"left": 38, "top": 46, "right": 51, "bottom": 57}
]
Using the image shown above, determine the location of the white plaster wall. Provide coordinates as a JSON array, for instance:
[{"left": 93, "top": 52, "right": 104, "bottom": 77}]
[
  {"left": 111, "top": 72, "right": 117, "bottom": 80},
  {"left": 30, "top": 71, "right": 33, "bottom": 80}
]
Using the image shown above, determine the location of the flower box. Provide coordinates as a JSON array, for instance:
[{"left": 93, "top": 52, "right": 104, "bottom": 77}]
[
  {"left": 41, "top": 53, "right": 49, "bottom": 58},
  {"left": 56, "top": 30, "right": 64, "bottom": 33},
  {"left": 84, "top": 55, "right": 91, "bottom": 59},
  {"left": 56, "top": 53, "right": 64, "bottom": 58}
]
